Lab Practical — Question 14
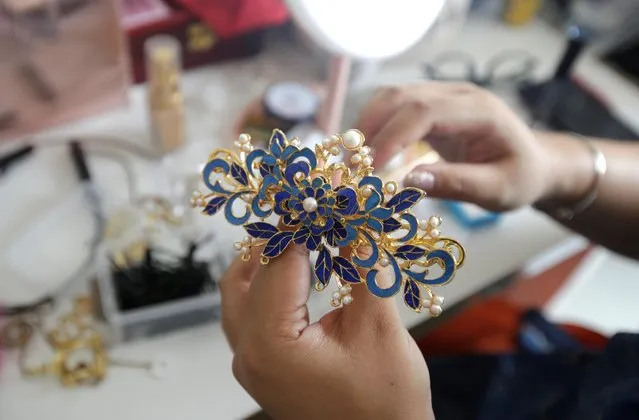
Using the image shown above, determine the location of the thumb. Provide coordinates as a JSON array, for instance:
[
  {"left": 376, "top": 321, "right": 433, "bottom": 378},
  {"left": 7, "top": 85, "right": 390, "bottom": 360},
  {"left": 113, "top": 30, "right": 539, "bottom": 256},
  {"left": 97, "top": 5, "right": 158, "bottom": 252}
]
[{"left": 404, "top": 162, "right": 505, "bottom": 210}]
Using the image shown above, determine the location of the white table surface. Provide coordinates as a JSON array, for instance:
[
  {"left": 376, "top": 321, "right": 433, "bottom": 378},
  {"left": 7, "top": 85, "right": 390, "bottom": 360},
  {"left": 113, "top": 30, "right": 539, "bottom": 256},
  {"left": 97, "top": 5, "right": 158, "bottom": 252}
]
[{"left": 2, "top": 16, "right": 639, "bottom": 420}]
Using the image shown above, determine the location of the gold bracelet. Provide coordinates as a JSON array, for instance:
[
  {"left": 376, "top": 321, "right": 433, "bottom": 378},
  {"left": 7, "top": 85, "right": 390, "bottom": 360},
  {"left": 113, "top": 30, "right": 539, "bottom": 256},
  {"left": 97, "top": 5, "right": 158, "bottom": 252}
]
[{"left": 555, "top": 138, "right": 607, "bottom": 220}]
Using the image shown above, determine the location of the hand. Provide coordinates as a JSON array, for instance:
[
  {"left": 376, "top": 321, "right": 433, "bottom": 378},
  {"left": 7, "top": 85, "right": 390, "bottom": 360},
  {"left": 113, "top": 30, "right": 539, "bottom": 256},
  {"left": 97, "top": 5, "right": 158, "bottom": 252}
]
[
  {"left": 356, "top": 82, "right": 553, "bottom": 211},
  {"left": 220, "top": 245, "right": 434, "bottom": 420}
]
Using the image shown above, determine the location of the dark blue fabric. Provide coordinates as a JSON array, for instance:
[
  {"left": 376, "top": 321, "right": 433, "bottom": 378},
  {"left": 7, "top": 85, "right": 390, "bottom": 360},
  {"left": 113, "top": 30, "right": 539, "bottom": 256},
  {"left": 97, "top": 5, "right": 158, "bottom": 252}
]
[{"left": 428, "top": 311, "right": 639, "bottom": 420}]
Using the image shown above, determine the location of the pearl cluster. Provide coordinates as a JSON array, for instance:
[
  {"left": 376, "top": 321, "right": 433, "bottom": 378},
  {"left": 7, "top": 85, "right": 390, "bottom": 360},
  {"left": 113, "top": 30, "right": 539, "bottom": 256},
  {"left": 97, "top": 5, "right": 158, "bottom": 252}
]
[
  {"left": 331, "top": 284, "right": 353, "bottom": 307},
  {"left": 235, "top": 133, "right": 254, "bottom": 153},
  {"left": 322, "top": 134, "right": 342, "bottom": 156},
  {"left": 422, "top": 294, "right": 444, "bottom": 317},
  {"left": 350, "top": 145, "right": 372, "bottom": 167},
  {"left": 233, "top": 236, "right": 252, "bottom": 258},
  {"left": 418, "top": 215, "right": 442, "bottom": 239},
  {"left": 190, "top": 191, "right": 206, "bottom": 208}
]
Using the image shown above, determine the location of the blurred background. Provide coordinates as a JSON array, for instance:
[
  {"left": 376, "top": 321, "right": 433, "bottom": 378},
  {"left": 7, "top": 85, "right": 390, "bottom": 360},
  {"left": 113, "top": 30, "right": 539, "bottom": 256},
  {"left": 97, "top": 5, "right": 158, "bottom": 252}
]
[{"left": 1, "top": 0, "right": 639, "bottom": 419}]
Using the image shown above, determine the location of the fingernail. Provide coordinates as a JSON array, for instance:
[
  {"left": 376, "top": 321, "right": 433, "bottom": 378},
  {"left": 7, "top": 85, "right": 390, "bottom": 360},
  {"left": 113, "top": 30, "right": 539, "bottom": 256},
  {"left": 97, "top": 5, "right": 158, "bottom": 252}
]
[{"left": 404, "top": 170, "right": 435, "bottom": 190}]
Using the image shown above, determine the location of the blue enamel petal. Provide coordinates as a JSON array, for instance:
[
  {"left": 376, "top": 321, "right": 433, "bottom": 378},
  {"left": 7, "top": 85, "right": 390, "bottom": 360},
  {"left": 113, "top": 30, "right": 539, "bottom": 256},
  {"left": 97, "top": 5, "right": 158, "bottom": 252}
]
[
  {"left": 262, "top": 231, "right": 294, "bottom": 258},
  {"left": 358, "top": 176, "right": 384, "bottom": 194},
  {"left": 259, "top": 175, "right": 279, "bottom": 200},
  {"left": 225, "top": 193, "right": 251, "bottom": 225},
  {"left": 398, "top": 213, "right": 418, "bottom": 242},
  {"left": 336, "top": 223, "right": 358, "bottom": 247},
  {"left": 422, "top": 249, "right": 457, "bottom": 286},
  {"left": 312, "top": 177, "right": 323, "bottom": 188},
  {"left": 284, "top": 162, "right": 310, "bottom": 185},
  {"left": 306, "top": 234, "right": 322, "bottom": 251},
  {"left": 245, "top": 222, "right": 279, "bottom": 239},
  {"left": 203, "top": 196, "right": 227, "bottom": 215},
  {"left": 364, "top": 191, "right": 381, "bottom": 211},
  {"left": 274, "top": 190, "right": 291, "bottom": 203},
  {"left": 230, "top": 163, "right": 249, "bottom": 186},
  {"left": 382, "top": 218, "right": 402, "bottom": 233},
  {"left": 287, "top": 147, "right": 317, "bottom": 170},
  {"left": 246, "top": 149, "right": 266, "bottom": 177},
  {"left": 370, "top": 207, "right": 393, "bottom": 220},
  {"left": 324, "top": 217, "right": 335, "bottom": 231},
  {"left": 251, "top": 196, "right": 273, "bottom": 218},
  {"left": 386, "top": 188, "right": 424, "bottom": 212},
  {"left": 347, "top": 217, "right": 367, "bottom": 227},
  {"left": 394, "top": 245, "right": 426, "bottom": 260},
  {"left": 366, "top": 251, "right": 402, "bottom": 298},
  {"left": 311, "top": 224, "right": 324, "bottom": 236},
  {"left": 367, "top": 218, "right": 383, "bottom": 233},
  {"left": 352, "top": 230, "right": 379, "bottom": 269},
  {"left": 259, "top": 163, "right": 274, "bottom": 178},
  {"left": 403, "top": 280, "right": 421, "bottom": 310},
  {"left": 293, "top": 226, "right": 311, "bottom": 244},
  {"left": 262, "top": 155, "right": 277, "bottom": 166},
  {"left": 332, "top": 256, "right": 361, "bottom": 283},
  {"left": 281, "top": 145, "right": 298, "bottom": 160},
  {"left": 335, "top": 188, "right": 359, "bottom": 216},
  {"left": 314, "top": 246, "right": 333, "bottom": 286},
  {"left": 202, "top": 159, "right": 230, "bottom": 193}
]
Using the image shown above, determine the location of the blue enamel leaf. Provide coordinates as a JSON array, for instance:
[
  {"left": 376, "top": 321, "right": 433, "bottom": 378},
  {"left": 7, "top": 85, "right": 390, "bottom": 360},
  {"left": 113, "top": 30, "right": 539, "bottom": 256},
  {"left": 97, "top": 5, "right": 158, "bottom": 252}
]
[
  {"left": 203, "top": 196, "right": 227, "bottom": 215},
  {"left": 386, "top": 188, "right": 424, "bottom": 212},
  {"left": 403, "top": 280, "right": 421, "bottom": 310},
  {"left": 230, "top": 163, "right": 249, "bottom": 186},
  {"left": 259, "top": 163, "right": 274, "bottom": 177},
  {"left": 263, "top": 231, "right": 295, "bottom": 258},
  {"left": 245, "top": 222, "right": 279, "bottom": 239},
  {"left": 306, "top": 234, "right": 322, "bottom": 251},
  {"left": 269, "top": 130, "right": 286, "bottom": 157},
  {"left": 293, "top": 226, "right": 311, "bottom": 244},
  {"left": 336, "top": 224, "right": 358, "bottom": 247},
  {"left": 251, "top": 195, "right": 272, "bottom": 218},
  {"left": 365, "top": 191, "right": 382, "bottom": 211},
  {"left": 395, "top": 245, "right": 426, "bottom": 260},
  {"left": 282, "top": 214, "right": 300, "bottom": 226},
  {"left": 352, "top": 230, "right": 379, "bottom": 269},
  {"left": 370, "top": 206, "right": 393, "bottom": 220},
  {"left": 332, "top": 256, "right": 361, "bottom": 283},
  {"left": 314, "top": 246, "right": 333, "bottom": 286},
  {"left": 383, "top": 218, "right": 402, "bottom": 233}
]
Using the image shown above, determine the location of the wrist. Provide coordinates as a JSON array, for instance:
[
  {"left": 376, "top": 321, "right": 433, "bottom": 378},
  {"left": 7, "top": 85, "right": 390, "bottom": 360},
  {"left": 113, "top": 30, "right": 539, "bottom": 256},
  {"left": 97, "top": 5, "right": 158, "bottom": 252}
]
[{"left": 534, "top": 131, "right": 597, "bottom": 208}]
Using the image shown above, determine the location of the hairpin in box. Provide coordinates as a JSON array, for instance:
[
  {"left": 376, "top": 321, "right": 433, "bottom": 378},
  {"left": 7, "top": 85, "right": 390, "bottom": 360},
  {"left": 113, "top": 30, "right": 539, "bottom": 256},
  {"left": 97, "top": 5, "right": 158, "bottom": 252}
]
[{"left": 191, "top": 129, "right": 465, "bottom": 316}]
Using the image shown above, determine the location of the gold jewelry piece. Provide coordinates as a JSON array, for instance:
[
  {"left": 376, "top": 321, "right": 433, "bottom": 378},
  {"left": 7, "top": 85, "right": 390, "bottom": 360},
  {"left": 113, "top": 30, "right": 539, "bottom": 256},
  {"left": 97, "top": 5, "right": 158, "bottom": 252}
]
[{"left": 192, "top": 129, "right": 465, "bottom": 315}]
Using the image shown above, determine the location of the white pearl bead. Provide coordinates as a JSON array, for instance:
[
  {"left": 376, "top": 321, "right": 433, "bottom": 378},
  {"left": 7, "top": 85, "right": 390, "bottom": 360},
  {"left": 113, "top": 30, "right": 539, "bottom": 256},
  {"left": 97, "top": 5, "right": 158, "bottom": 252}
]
[
  {"left": 430, "top": 228, "right": 441, "bottom": 238},
  {"left": 350, "top": 154, "right": 362, "bottom": 164},
  {"left": 233, "top": 242, "right": 242, "bottom": 250},
  {"left": 421, "top": 297, "right": 432, "bottom": 308},
  {"left": 418, "top": 220, "right": 428, "bottom": 231},
  {"left": 331, "top": 134, "right": 340, "bottom": 143},
  {"left": 331, "top": 298, "right": 341, "bottom": 307},
  {"left": 361, "top": 146, "right": 371, "bottom": 155},
  {"left": 290, "top": 139, "right": 300, "bottom": 147},
  {"left": 430, "top": 305, "right": 443, "bottom": 316},
  {"left": 341, "top": 129, "right": 363, "bottom": 149},
  {"left": 339, "top": 285, "right": 351, "bottom": 295},
  {"left": 332, "top": 291, "right": 342, "bottom": 300},
  {"left": 385, "top": 183, "right": 397, "bottom": 194},
  {"left": 242, "top": 144, "right": 252, "bottom": 152},
  {"left": 240, "top": 246, "right": 248, "bottom": 254},
  {"left": 330, "top": 146, "right": 340, "bottom": 156},
  {"left": 379, "top": 257, "right": 389, "bottom": 267},
  {"left": 432, "top": 295, "right": 444, "bottom": 306},
  {"left": 342, "top": 295, "right": 354, "bottom": 305},
  {"left": 303, "top": 197, "right": 318, "bottom": 213},
  {"left": 322, "top": 138, "right": 332, "bottom": 148},
  {"left": 361, "top": 186, "right": 372, "bottom": 197},
  {"left": 362, "top": 156, "right": 372, "bottom": 167},
  {"left": 429, "top": 216, "right": 442, "bottom": 227},
  {"left": 238, "top": 133, "right": 250, "bottom": 144}
]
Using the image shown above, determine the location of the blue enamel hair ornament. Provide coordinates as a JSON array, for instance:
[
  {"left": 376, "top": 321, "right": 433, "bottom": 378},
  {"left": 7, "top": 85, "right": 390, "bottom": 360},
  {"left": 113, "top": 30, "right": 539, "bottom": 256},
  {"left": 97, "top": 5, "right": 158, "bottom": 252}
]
[{"left": 191, "top": 129, "right": 465, "bottom": 316}]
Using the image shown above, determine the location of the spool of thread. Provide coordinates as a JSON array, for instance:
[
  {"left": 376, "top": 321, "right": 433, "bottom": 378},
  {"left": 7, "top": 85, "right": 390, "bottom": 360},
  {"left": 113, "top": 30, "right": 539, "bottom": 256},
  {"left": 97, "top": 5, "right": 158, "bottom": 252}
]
[{"left": 145, "top": 35, "right": 185, "bottom": 154}]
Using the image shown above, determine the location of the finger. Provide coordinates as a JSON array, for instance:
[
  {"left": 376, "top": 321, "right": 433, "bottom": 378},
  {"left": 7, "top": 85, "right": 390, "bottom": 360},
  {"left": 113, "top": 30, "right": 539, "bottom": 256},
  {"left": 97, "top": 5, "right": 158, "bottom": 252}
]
[
  {"left": 355, "top": 87, "right": 406, "bottom": 141},
  {"left": 246, "top": 242, "right": 312, "bottom": 340},
  {"left": 220, "top": 247, "right": 261, "bottom": 351},
  {"left": 338, "top": 245, "right": 401, "bottom": 332},
  {"left": 368, "top": 101, "right": 437, "bottom": 168},
  {"left": 404, "top": 162, "right": 506, "bottom": 210}
]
